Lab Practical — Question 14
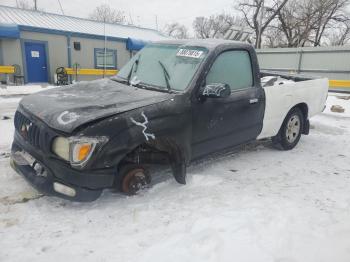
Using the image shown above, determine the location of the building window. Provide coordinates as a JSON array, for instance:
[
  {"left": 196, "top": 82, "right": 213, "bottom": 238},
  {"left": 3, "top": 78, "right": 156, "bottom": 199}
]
[
  {"left": 74, "top": 42, "right": 81, "bottom": 51},
  {"left": 94, "top": 48, "right": 117, "bottom": 69}
]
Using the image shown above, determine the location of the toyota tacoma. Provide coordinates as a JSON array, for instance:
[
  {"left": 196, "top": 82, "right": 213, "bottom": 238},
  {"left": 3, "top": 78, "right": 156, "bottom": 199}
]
[{"left": 10, "top": 39, "right": 328, "bottom": 201}]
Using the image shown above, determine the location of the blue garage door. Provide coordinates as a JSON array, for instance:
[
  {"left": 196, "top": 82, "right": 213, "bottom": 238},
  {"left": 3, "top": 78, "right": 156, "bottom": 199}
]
[{"left": 24, "top": 42, "right": 48, "bottom": 83}]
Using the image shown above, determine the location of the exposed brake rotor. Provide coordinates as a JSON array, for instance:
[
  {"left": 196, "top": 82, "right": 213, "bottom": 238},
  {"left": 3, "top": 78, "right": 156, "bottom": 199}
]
[{"left": 122, "top": 168, "right": 151, "bottom": 194}]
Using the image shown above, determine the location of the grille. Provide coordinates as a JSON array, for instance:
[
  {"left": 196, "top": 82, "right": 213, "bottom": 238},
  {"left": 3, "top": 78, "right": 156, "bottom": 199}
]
[{"left": 14, "top": 111, "right": 42, "bottom": 149}]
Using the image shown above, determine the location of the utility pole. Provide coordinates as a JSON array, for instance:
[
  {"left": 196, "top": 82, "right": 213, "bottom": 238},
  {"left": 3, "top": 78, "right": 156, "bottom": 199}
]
[
  {"left": 57, "top": 0, "right": 65, "bottom": 15},
  {"left": 103, "top": 17, "right": 107, "bottom": 78},
  {"left": 155, "top": 15, "right": 158, "bottom": 31},
  {"left": 129, "top": 13, "right": 134, "bottom": 25},
  {"left": 34, "top": 0, "right": 37, "bottom": 11}
]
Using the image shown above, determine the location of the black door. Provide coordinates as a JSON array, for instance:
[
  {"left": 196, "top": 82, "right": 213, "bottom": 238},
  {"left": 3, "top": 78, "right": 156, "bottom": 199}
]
[{"left": 191, "top": 49, "right": 265, "bottom": 158}]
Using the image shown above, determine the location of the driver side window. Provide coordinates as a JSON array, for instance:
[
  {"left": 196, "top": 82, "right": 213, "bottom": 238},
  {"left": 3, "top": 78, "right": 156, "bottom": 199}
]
[{"left": 206, "top": 50, "right": 253, "bottom": 91}]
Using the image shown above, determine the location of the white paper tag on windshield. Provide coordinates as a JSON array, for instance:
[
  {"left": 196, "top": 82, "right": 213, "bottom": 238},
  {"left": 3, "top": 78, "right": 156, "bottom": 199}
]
[{"left": 176, "top": 49, "right": 203, "bottom": 59}]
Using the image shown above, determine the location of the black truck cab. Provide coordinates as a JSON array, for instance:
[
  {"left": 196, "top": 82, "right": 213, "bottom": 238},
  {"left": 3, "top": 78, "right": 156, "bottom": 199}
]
[{"left": 11, "top": 39, "right": 266, "bottom": 201}]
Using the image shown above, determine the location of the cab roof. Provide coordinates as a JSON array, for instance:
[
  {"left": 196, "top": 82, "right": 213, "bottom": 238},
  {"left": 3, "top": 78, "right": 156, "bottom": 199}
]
[{"left": 153, "top": 39, "right": 253, "bottom": 51}]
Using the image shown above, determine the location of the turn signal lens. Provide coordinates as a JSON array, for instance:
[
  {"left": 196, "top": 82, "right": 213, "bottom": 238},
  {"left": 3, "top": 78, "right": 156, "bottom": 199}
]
[
  {"left": 69, "top": 136, "right": 108, "bottom": 168},
  {"left": 72, "top": 143, "right": 93, "bottom": 163},
  {"left": 78, "top": 144, "right": 92, "bottom": 161}
]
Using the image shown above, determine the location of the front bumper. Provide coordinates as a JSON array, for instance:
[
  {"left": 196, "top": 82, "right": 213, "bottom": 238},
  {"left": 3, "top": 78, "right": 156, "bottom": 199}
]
[
  {"left": 10, "top": 156, "right": 102, "bottom": 202},
  {"left": 11, "top": 133, "right": 116, "bottom": 202}
]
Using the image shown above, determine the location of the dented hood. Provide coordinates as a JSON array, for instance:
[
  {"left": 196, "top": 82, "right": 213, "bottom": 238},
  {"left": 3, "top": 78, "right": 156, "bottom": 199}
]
[{"left": 19, "top": 79, "right": 175, "bottom": 133}]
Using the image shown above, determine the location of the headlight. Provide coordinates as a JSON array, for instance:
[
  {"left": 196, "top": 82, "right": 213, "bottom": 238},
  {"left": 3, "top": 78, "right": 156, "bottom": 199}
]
[
  {"left": 52, "top": 136, "right": 108, "bottom": 168},
  {"left": 52, "top": 137, "right": 70, "bottom": 161}
]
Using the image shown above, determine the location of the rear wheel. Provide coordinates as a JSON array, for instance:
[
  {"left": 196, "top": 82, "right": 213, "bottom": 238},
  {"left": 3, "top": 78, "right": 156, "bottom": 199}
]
[
  {"left": 273, "top": 108, "right": 304, "bottom": 150},
  {"left": 118, "top": 165, "right": 151, "bottom": 195}
]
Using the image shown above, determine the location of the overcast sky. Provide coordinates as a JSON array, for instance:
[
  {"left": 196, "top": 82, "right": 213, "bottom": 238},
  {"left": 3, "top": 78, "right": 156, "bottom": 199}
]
[{"left": 2, "top": 0, "right": 235, "bottom": 33}]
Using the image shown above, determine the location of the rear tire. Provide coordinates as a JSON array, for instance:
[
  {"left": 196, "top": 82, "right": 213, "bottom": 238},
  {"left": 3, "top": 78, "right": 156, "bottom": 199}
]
[{"left": 273, "top": 107, "right": 304, "bottom": 150}]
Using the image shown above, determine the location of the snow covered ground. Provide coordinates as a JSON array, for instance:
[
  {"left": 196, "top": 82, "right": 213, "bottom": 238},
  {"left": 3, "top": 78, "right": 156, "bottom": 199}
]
[
  {"left": 0, "top": 84, "right": 55, "bottom": 96},
  {"left": 0, "top": 91, "right": 350, "bottom": 262}
]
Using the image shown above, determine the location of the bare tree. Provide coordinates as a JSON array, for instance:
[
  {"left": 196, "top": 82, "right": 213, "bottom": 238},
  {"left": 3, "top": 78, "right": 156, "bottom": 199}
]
[
  {"left": 164, "top": 23, "right": 189, "bottom": 39},
  {"left": 17, "top": 0, "right": 32, "bottom": 9},
  {"left": 193, "top": 13, "right": 242, "bottom": 39},
  {"left": 237, "top": 0, "right": 289, "bottom": 48},
  {"left": 276, "top": 0, "right": 350, "bottom": 47},
  {"left": 17, "top": 0, "right": 43, "bottom": 11},
  {"left": 311, "top": 0, "right": 350, "bottom": 46},
  {"left": 263, "top": 26, "right": 287, "bottom": 47},
  {"left": 326, "top": 20, "right": 350, "bottom": 45},
  {"left": 276, "top": 0, "right": 317, "bottom": 47},
  {"left": 193, "top": 17, "right": 211, "bottom": 38},
  {"left": 89, "top": 4, "right": 126, "bottom": 24}
]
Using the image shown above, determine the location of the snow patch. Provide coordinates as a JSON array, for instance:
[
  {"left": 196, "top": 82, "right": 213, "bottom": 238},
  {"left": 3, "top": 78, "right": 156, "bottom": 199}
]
[
  {"left": 0, "top": 93, "right": 350, "bottom": 262},
  {"left": 324, "top": 94, "right": 350, "bottom": 117},
  {"left": 0, "top": 85, "right": 55, "bottom": 96}
]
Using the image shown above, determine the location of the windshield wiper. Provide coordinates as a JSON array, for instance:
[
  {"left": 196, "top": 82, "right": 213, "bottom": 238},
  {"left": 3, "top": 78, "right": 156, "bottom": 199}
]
[
  {"left": 111, "top": 75, "right": 127, "bottom": 84},
  {"left": 127, "top": 55, "right": 141, "bottom": 85},
  {"left": 158, "top": 60, "right": 171, "bottom": 92}
]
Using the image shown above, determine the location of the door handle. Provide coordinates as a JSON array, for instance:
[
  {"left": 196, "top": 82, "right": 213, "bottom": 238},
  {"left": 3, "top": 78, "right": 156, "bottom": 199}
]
[
  {"left": 249, "top": 98, "right": 259, "bottom": 104},
  {"left": 42, "top": 66, "right": 46, "bottom": 69}
]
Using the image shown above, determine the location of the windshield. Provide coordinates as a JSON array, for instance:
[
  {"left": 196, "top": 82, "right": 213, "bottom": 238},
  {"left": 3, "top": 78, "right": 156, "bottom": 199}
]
[{"left": 114, "top": 44, "right": 208, "bottom": 91}]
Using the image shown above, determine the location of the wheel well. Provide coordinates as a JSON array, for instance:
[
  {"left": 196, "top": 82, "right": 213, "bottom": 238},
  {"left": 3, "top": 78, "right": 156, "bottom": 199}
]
[
  {"left": 293, "top": 103, "right": 308, "bottom": 120},
  {"left": 118, "top": 138, "right": 188, "bottom": 185},
  {"left": 119, "top": 138, "right": 184, "bottom": 167},
  {"left": 120, "top": 141, "right": 170, "bottom": 166},
  {"left": 273, "top": 102, "right": 309, "bottom": 144},
  {"left": 291, "top": 103, "right": 309, "bottom": 134}
]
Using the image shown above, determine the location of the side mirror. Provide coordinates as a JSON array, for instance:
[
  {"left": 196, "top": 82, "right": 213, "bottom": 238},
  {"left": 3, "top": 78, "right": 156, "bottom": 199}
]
[{"left": 201, "top": 83, "right": 231, "bottom": 98}]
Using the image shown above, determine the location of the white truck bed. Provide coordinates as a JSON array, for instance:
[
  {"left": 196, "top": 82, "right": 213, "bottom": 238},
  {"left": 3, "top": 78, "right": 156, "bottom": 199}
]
[{"left": 258, "top": 77, "right": 329, "bottom": 139}]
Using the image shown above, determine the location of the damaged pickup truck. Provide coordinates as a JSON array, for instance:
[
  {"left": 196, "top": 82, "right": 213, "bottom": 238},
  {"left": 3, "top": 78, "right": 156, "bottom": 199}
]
[{"left": 10, "top": 39, "right": 328, "bottom": 201}]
